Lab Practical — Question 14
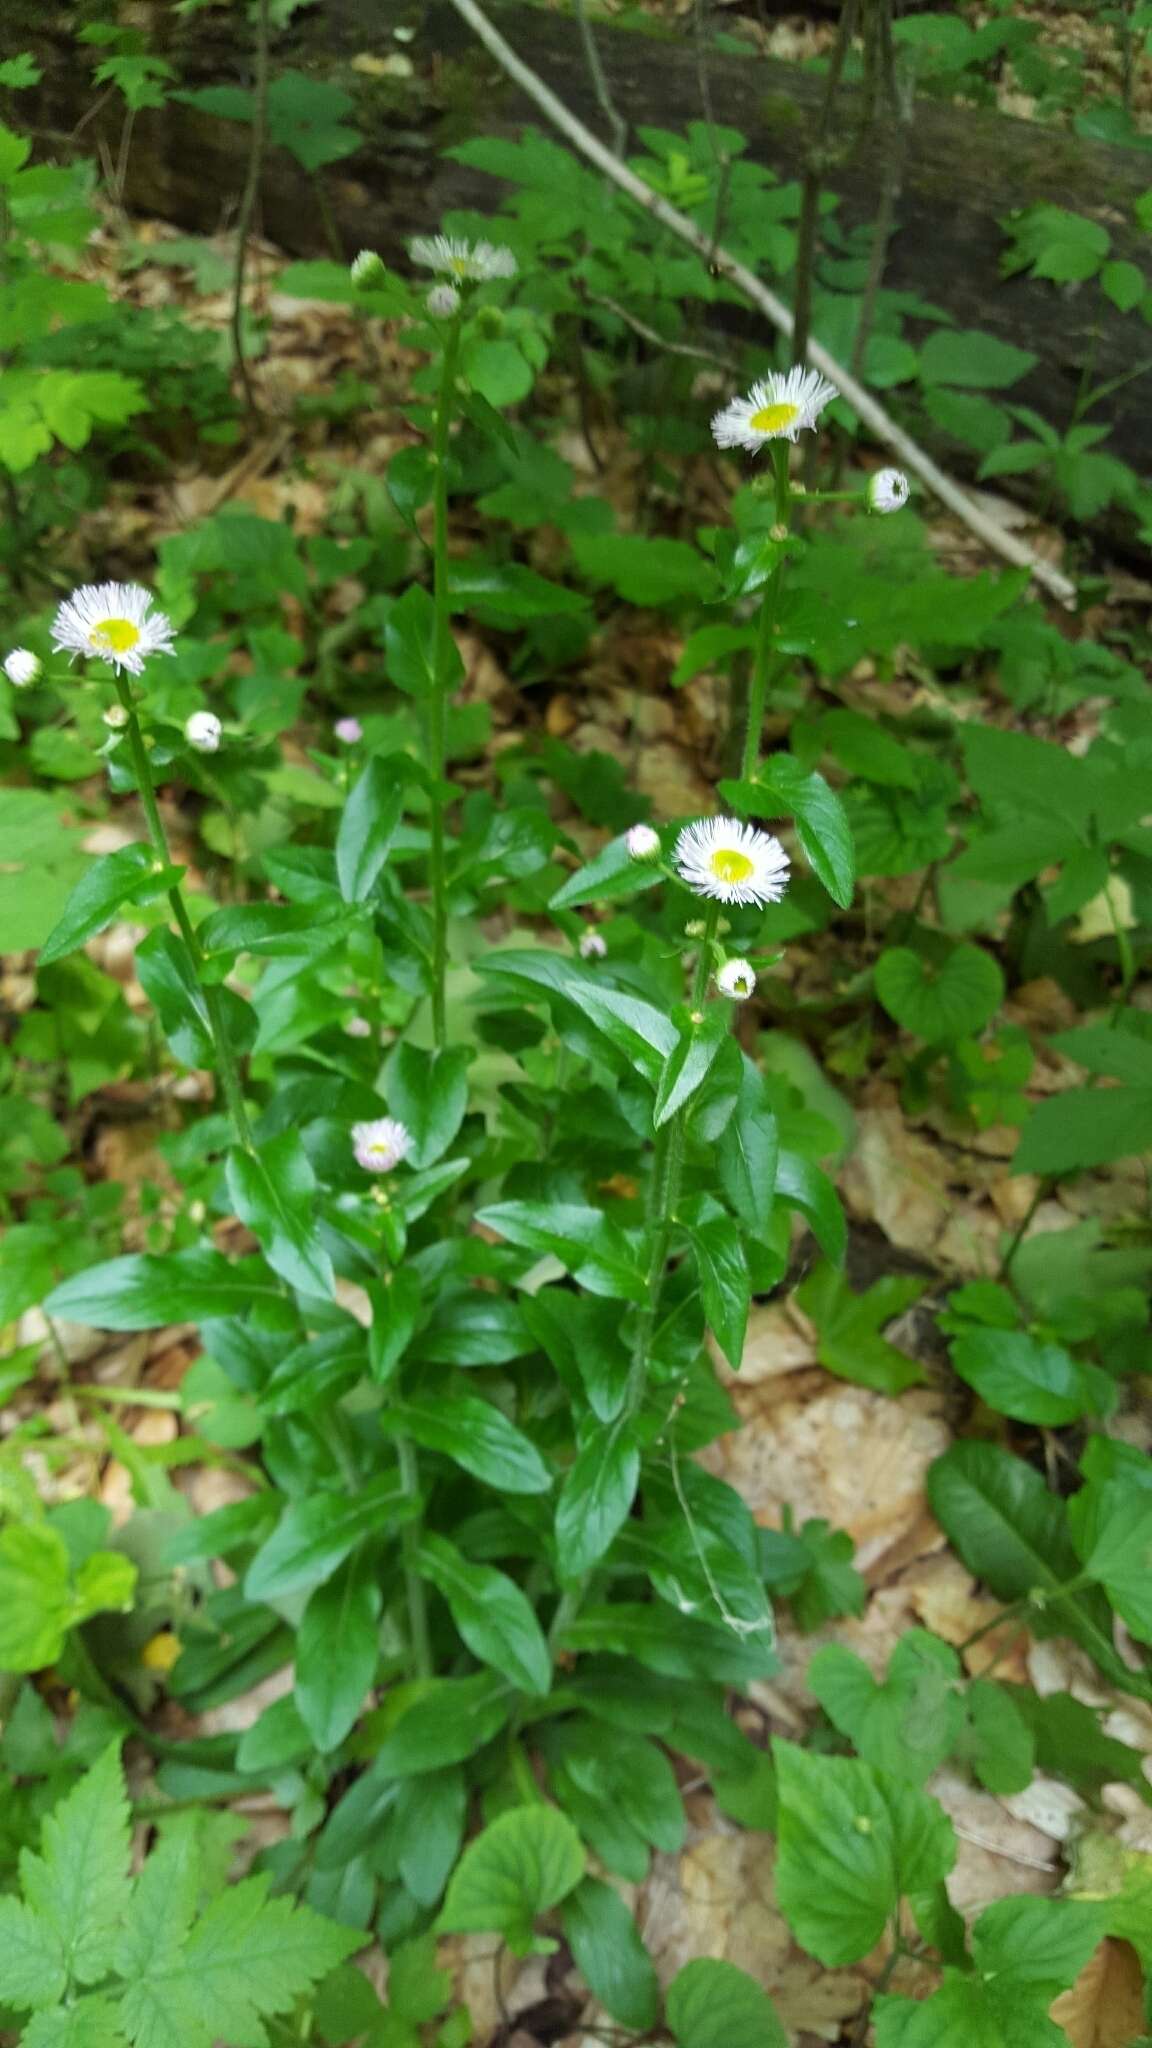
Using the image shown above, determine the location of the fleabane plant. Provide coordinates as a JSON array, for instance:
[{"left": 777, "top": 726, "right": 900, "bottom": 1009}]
[{"left": 27, "top": 318, "right": 887, "bottom": 1996}]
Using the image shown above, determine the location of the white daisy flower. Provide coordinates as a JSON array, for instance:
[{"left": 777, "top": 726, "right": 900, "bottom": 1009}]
[
  {"left": 426, "top": 283, "right": 462, "bottom": 318},
  {"left": 674, "top": 818, "right": 790, "bottom": 908},
  {"left": 717, "top": 957, "right": 757, "bottom": 1000},
  {"left": 711, "top": 366, "right": 838, "bottom": 453},
  {"left": 410, "top": 234, "right": 517, "bottom": 283},
  {"left": 351, "top": 249, "right": 386, "bottom": 287},
  {"left": 3, "top": 648, "right": 40, "bottom": 688},
  {"left": 626, "top": 823, "right": 661, "bottom": 861},
  {"left": 867, "top": 467, "right": 910, "bottom": 514},
  {"left": 579, "top": 929, "right": 607, "bottom": 960},
  {"left": 185, "top": 710, "right": 221, "bottom": 754},
  {"left": 51, "top": 583, "right": 175, "bottom": 676},
  {"left": 352, "top": 1116, "right": 413, "bottom": 1174}
]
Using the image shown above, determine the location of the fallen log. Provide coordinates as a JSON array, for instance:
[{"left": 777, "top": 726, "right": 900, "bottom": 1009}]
[{"left": 15, "top": 0, "right": 1152, "bottom": 486}]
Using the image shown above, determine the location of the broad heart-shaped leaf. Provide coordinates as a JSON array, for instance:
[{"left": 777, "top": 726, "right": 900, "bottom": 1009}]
[
  {"left": 875, "top": 943, "right": 1004, "bottom": 1043},
  {"left": 665, "top": 1958, "right": 788, "bottom": 2048},
  {"left": 951, "top": 1328, "right": 1116, "bottom": 1425},
  {"left": 773, "top": 1740, "right": 955, "bottom": 1965},
  {"left": 45, "top": 1249, "right": 280, "bottom": 1329},
  {"left": 416, "top": 1533, "right": 551, "bottom": 1695},
  {"left": 11, "top": 1744, "right": 131, "bottom": 2001},
  {"left": 874, "top": 1972, "right": 1069, "bottom": 2048},
  {"left": 720, "top": 758, "right": 854, "bottom": 909},
  {"left": 1013, "top": 1085, "right": 1152, "bottom": 1176},
  {"left": 225, "top": 1132, "right": 334, "bottom": 1300},
  {"left": 1068, "top": 1479, "right": 1152, "bottom": 1644},
  {"left": 795, "top": 1262, "right": 925, "bottom": 1395},
  {"left": 477, "top": 948, "right": 676, "bottom": 1084},
  {"left": 386, "top": 1042, "right": 470, "bottom": 1167},
  {"left": 335, "top": 754, "right": 405, "bottom": 903},
  {"left": 927, "top": 1443, "right": 1130, "bottom": 1687},
  {"left": 562, "top": 1879, "right": 660, "bottom": 2031},
  {"left": 555, "top": 1420, "right": 640, "bottom": 1579},
  {"left": 294, "top": 1552, "right": 381, "bottom": 1752},
  {"left": 808, "top": 1632, "right": 963, "bottom": 1785},
  {"left": 476, "top": 1200, "right": 647, "bottom": 1302},
  {"left": 379, "top": 1395, "right": 552, "bottom": 1495},
  {"left": 682, "top": 1196, "right": 749, "bottom": 1370},
  {"left": 435, "top": 1804, "right": 585, "bottom": 1953},
  {"left": 38, "top": 843, "right": 180, "bottom": 966},
  {"left": 971, "top": 1894, "right": 1110, "bottom": 1993},
  {"left": 550, "top": 830, "right": 663, "bottom": 911},
  {"left": 716, "top": 1058, "right": 778, "bottom": 1237},
  {"left": 654, "top": 1004, "right": 730, "bottom": 1129},
  {"left": 244, "top": 1477, "right": 418, "bottom": 1602},
  {"left": 115, "top": 1868, "right": 358, "bottom": 2048}
]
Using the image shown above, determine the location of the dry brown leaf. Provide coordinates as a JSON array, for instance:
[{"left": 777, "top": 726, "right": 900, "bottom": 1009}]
[
  {"left": 931, "top": 1768, "right": 1060, "bottom": 1914},
  {"left": 1050, "top": 1939, "right": 1146, "bottom": 2048}
]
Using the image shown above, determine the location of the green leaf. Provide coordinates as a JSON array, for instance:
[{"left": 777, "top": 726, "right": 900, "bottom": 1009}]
[
  {"left": 20, "top": 1745, "right": 131, "bottom": 1995},
  {"left": 919, "top": 329, "right": 1037, "bottom": 389},
  {"left": 654, "top": 1005, "right": 730, "bottom": 1128},
  {"left": 562, "top": 1879, "right": 660, "bottom": 2031},
  {"left": 963, "top": 1679, "right": 1035, "bottom": 1795},
  {"left": 776, "top": 1152, "right": 846, "bottom": 1265},
  {"left": 393, "top": 1779, "right": 467, "bottom": 1908},
  {"left": 666, "top": 1958, "right": 788, "bottom": 2048},
  {"left": 554, "top": 1422, "right": 640, "bottom": 1578},
  {"left": 951, "top": 1328, "right": 1115, "bottom": 1425},
  {"left": 755, "top": 756, "right": 854, "bottom": 908},
  {"left": 385, "top": 583, "right": 462, "bottom": 698},
  {"left": 436, "top": 1805, "right": 585, "bottom": 1953},
  {"left": 244, "top": 1478, "right": 418, "bottom": 1602},
  {"left": 687, "top": 1199, "right": 749, "bottom": 1370},
  {"left": 226, "top": 1133, "right": 334, "bottom": 1299},
  {"left": 874, "top": 1971, "right": 1067, "bottom": 2048},
  {"left": 45, "top": 1250, "right": 278, "bottom": 1329},
  {"left": 477, "top": 948, "right": 676, "bottom": 1083},
  {"left": 416, "top": 1534, "right": 551, "bottom": 1695},
  {"left": 370, "top": 1672, "right": 512, "bottom": 1779},
  {"left": 875, "top": 944, "right": 1004, "bottom": 1043},
  {"left": 386, "top": 1043, "right": 470, "bottom": 1167},
  {"left": 22, "top": 1999, "right": 127, "bottom": 2048},
  {"left": 116, "top": 1869, "right": 358, "bottom": 2048},
  {"left": 0, "top": 1523, "right": 74, "bottom": 1672},
  {"left": 335, "top": 755, "right": 405, "bottom": 903},
  {"left": 39, "top": 845, "right": 180, "bottom": 967},
  {"left": 295, "top": 1553, "right": 381, "bottom": 1751},
  {"left": 476, "top": 1199, "right": 647, "bottom": 1301},
  {"left": 368, "top": 1268, "right": 421, "bottom": 1385},
  {"left": 0, "top": 1896, "right": 70, "bottom": 2012},
  {"left": 572, "top": 532, "right": 715, "bottom": 606},
  {"left": 773, "top": 1740, "right": 954, "bottom": 1964},
  {"left": 0, "top": 121, "right": 33, "bottom": 181},
  {"left": 808, "top": 1632, "right": 963, "bottom": 1785},
  {"left": 1101, "top": 258, "right": 1145, "bottom": 311},
  {"left": 379, "top": 1395, "right": 552, "bottom": 1495},
  {"left": 795, "top": 1261, "right": 924, "bottom": 1394},
  {"left": 1069, "top": 1480, "right": 1152, "bottom": 1643},
  {"left": 550, "top": 831, "right": 663, "bottom": 911},
  {"left": 461, "top": 338, "right": 533, "bottom": 407},
  {"left": 1014, "top": 1086, "right": 1152, "bottom": 1175},
  {"left": 716, "top": 1059, "right": 778, "bottom": 1237},
  {"left": 971, "top": 1893, "right": 1109, "bottom": 1992},
  {"left": 0, "top": 54, "right": 42, "bottom": 88}
]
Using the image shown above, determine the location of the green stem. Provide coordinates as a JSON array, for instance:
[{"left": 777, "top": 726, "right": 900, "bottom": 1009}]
[
  {"left": 625, "top": 903, "right": 722, "bottom": 1416},
  {"left": 427, "top": 314, "right": 464, "bottom": 1050},
  {"left": 396, "top": 1434, "right": 432, "bottom": 1679},
  {"left": 115, "top": 678, "right": 253, "bottom": 1151},
  {"left": 740, "top": 443, "right": 791, "bottom": 780}
]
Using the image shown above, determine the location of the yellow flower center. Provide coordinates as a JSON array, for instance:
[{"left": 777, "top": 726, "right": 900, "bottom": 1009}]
[
  {"left": 710, "top": 848, "right": 754, "bottom": 884},
  {"left": 450, "top": 256, "right": 469, "bottom": 276},
  {"left": 92, "top": 617, "right": 141, "bottom": 654},
  {"left": 749, "top": 401, "right": 799, "bottom": 435}
]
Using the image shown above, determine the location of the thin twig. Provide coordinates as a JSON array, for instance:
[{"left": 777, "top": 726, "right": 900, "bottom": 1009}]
[
  {"left": 444, "top": 0, "right": 1076, "bottom": 606},
  {"left": 230, "top": 0, "right": 272, "bottom": 417},
  {"left": 583, "top": 288, "right": 740, "bottom": 372},
  {"left": 573, "top": 0, "right": 628, "bottom": 158}
]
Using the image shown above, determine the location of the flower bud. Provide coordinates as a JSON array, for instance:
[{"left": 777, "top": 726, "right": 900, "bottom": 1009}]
[
  {"left": 626, "top": 823, "right": 661, "bottom": 860},
  {"left": 103, "top": 703, "right": 130, "bottom": 730},
  {"left": 351, "top": 249, "right": 387, "bottom": 288},
  {"left": 3, "top": 648, "right": 40, "bottom": 688},
  {"left": 717, "top": 957, "right": 757, "bottom": 1000},
  {"left": 427, "top": 283, "right": 462, "bottom": 318},
  {"left": 579, "top": 929, "right": 607, "bottom": 960},
  {"left": 334, "top": 716, "right": 363, "bottom": 744},
  {"left": 185, "top": 710, "right": 222, "bottom": 754},
  {"left": 867, "top": 468, "right": 910, "bottom": 514}
]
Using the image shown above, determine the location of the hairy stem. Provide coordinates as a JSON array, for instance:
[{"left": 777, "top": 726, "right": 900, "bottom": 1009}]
[
  {"left": 428, "top": 313, "right": 464, "bottom": 1050},
  {"left": 626, "top": 901, "right": 722, "bottom": 1415},
  {"left": 229, "top": 0, "right": 272, "bottom": 415},
  {"left": 114, "top": 678, "right": 253, "bottom": 1150},
  {"left": 396, "top": 1433, "right": 433, "bottom": 1679},
  {"left": 740, "top": 442, "right": 792, "bottom": 780}
]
